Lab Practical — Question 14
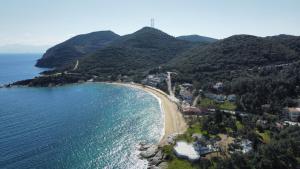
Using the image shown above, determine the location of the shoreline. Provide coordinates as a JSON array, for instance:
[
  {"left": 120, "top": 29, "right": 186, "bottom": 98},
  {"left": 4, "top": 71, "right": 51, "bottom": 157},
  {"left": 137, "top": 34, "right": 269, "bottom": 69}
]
[{"left": 113, "top": 82, "right": 187, "bottom": 145}]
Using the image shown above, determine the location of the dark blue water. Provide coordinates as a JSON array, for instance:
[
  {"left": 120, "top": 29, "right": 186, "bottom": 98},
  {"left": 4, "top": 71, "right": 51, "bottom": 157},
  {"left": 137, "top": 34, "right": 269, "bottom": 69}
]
[
  {"left": 0, "top": 55, "right": 163, "bottom": 169},
  {"left": 0, "top": 54, "right": 47, "bottom": 85}
]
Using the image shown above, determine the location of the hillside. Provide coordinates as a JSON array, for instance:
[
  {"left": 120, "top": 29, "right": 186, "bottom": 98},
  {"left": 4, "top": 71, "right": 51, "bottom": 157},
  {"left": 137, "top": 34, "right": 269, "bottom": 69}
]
[
  {"left": 18, "top": 29, "right": 300, "bottom": 113},
  {"left": 167, "top": 34, "right": 300, "bottom": 113},
  {"left": 177, "top": 35, "right": 218, "bottom": 43},
  {"left": 169, "top": 34, "right": 300, "bottom": 75},
  {"left": 266, "top": 34, "right": 300, "bottom": 53},
  {"left": 36, "top": 31, "right": 120, "bottom": 68},
  {"left": 74, "top": 27, "right": 195, "bottom": 80}
]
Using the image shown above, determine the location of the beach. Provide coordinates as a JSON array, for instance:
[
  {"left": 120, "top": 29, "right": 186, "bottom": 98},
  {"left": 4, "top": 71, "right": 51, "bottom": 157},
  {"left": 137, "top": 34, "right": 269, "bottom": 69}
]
[{"left": 115, "top": 82, "right": 187, "bottom": 145}]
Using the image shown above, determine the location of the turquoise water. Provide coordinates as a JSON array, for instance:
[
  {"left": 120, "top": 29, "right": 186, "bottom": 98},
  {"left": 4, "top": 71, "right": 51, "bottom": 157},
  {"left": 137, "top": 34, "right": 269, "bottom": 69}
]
[
  {"left": 0, "top": 54, "right": 47, "bottom": 85},
  {"left": 0, "top": 55, "right": 163, "bottom": 169}
]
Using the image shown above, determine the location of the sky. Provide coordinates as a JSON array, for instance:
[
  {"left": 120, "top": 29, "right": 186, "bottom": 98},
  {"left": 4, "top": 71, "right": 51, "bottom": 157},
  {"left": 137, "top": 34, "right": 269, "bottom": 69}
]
[{"left": 0, "top": 0, "right": 300, "bottom": 47}]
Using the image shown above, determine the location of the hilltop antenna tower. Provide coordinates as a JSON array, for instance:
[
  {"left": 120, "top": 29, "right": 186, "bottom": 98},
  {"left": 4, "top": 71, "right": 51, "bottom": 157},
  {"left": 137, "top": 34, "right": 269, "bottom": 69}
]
[{"left": 150, "top": 18, "right": 155, "bottom": 28}]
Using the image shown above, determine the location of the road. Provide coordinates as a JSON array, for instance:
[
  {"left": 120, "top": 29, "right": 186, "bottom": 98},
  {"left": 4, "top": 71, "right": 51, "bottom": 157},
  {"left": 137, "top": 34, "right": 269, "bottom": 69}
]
[
  {"left": 166, "top": 72, "right": 179, "bottom": 103},
  {"left": 192, "top": 95, "right": 200, "bottom": 106},
  {"left": 73, "top": 60, "right": 79, "bottom": 70}
]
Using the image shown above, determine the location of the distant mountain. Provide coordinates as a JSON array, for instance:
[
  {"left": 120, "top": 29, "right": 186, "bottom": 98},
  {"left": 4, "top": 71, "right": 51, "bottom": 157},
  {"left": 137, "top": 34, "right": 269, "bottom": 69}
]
[
  {"left": 75, "top": 27, "right": 195, "bottom": 79},
  {"left": 177, "top": 35, "right": 218, "bottom": 43},
  {"left": 0, "top": 44, "right": 50, "bottom": 53},
  {"left": 36, "top": 31, "right": 120, "bottom": 68}
]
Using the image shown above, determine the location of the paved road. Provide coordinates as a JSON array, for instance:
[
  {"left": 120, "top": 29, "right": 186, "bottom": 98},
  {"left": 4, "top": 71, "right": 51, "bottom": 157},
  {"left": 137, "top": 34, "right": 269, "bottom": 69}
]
[{"left": 73, "top": 60, "right": 79, "bottom": 70}]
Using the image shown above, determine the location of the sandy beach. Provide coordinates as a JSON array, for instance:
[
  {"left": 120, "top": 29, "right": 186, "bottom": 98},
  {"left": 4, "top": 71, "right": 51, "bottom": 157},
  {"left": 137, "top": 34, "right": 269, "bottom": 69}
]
[{"left": 115, "top": 82, "right": 187, "bottom": 145}]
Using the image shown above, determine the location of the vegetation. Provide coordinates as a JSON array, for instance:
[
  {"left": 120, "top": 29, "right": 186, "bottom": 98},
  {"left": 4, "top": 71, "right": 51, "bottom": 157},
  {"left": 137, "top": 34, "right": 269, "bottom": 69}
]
[
  {"left": 36, "top": 31, "right": 120, "bottom": 68},
  {"left": 235, "top": 121, "right": 244, "bottom": 130},
  {"left": 198, "top": 98, "right": 217, "bottom": 108},
  {"left": 199, "top": 98, "right": 236, "bottom": 111},
  {"left": 71, "top": 27, "right": 197, "bottom": 82},
  {"left": 176, "top": 123, "right": 210, "bottom": 142},
  {"left": 177, "top": 35, "right": 218, "bottom": 43},
  {"left": 166, "top": 113, "right": 300, "bottom": 169},
  {"left": 167, "top": 158, "right": 195, "bottom": 169},
  {"left": 256, "top": 130, "right": 271, "bottom": 144},
  {"left": 218, "top": 101, "right": 236, "bottom": 111}
]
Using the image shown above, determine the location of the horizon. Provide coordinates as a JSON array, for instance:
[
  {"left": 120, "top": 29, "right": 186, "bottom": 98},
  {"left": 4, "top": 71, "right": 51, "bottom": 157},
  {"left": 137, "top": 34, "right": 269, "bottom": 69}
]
[{"left": 1, "top": 0, "right": 300, "bottom": 48}]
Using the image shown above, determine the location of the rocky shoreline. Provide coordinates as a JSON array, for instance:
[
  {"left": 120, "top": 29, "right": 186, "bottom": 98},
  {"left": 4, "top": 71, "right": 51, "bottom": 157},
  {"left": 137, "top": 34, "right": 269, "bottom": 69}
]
[{"left": 138, "top": 142, "right": 168, "bottom": 169}]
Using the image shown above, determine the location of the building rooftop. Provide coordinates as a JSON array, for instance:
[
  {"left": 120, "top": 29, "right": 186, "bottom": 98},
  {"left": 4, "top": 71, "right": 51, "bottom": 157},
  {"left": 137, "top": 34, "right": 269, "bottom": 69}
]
[
  {"left": 287, "top": 107, "right": 300, "bottom": 113},
  {"left": 174, "top": 141, "right": 200, "bottom": 161}
]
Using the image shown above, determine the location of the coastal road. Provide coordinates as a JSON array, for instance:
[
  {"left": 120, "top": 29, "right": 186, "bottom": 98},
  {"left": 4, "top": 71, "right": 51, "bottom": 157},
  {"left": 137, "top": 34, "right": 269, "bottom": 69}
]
[
  {"left": 166, "top": 72, "right": 179, "bottom": 102},
  {"left": 192, "top": 95, "right": 200, "bottom": 106},
  {"left": 73, "top": 60, "right": 79, "bottom": 70}
]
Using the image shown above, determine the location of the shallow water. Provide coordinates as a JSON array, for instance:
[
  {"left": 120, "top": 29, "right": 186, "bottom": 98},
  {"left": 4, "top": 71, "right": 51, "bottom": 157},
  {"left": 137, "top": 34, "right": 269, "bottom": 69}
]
[{"left": 0, "top": 54, "right": 163, "bottom": 169}]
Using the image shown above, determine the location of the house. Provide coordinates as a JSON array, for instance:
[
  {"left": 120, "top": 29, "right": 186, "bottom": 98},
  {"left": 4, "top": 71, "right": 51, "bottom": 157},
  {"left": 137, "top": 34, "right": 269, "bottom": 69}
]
[
  {"left": 283, "top": 121, "right": 300, "bottom": 126},
  {"left": 141, "top": 74, "right": 166, "bottom": 87},
  {"left": 181, "top": 100, "right": 191, "bottom": 109},
  {"left": 192, "top": 134, "right": 207, "bottom": 142},
  {"left": 174, "top": 141, "right": 200, "bottom": 161},
  {"left": 261, "top": 104, "right": 271, "bottom": 113},
  {"left": 240, "top": 139, "right": 253, "bottom": 154},
  {"left": 213, "top": 82, "right": 224, "bottom": 91},
  {"left": 182, "top": 83, "right": 193, "bottom": 90},
  {"left": 231, "top": 139, "right": 253, "bottom": 154},
  {"left": 221, "top": 109, "right": 236, "bottom": 115},
  {"left": 194, "top": 140, "right": 217, "bottom": 155},
  {"left": 227, "top": 94, "right": 237, "bottom": 102},
  {"left": 179, "top": 84, "right": 194, "bottom": 104},
  {"left": 204, "top": 92, "right": 226, "bottom": 103},
  {"left": 275, "top": 122, "right": 284, "bottom": 130},
  {"left": 183, "top": 106, "right": 209, "bottom": 116},
  {"left": 283, "top": 107, "right": 300, "bottom": 122},
  {"left": 215, "top": 95, "right": 227, "bottom": 103},
  {"left": 256, "top": 119, "right": 268, "bottom": 129},
  {"left": 182, "top": 107, "right": 201, "bottom": 115}
]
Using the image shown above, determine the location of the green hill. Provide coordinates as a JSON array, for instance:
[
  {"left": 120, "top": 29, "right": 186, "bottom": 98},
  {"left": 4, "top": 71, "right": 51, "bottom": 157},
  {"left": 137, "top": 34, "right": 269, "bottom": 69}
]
[
  {"left": 36, "top": 31, "right": 120, "bottom": 68},
  {"left": 74, "top": 27, "right": 195, "bottom": 80},
  {"left": 177, "top": 35, "right": 218, "bottom": 43},
  {"left": 168, "top": 34, "right": 300, "bottom": 74}
]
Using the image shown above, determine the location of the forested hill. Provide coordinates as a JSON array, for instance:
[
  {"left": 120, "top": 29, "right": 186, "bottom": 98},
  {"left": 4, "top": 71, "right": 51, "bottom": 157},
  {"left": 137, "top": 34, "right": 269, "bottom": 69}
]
[
  {"left": 73, "top": 27, "right": 196, "bottom": 80},
  {"left": 177, "top": 35, "right": 218, "bottom": 43},
  {"left": 34, "top": 27, "right": 300, "bottom": 88},
  {"left": 36, "top": 31, "right": 120, "bottom": 68},
  {"left": 168, "top": 34, "right": 300, "bottom": 74},
  {"left": 266, "top": 34, "right": 300, "bottom": 53},
  {"left": 166, "top": 34, "right": 300, "bottom": 113}
]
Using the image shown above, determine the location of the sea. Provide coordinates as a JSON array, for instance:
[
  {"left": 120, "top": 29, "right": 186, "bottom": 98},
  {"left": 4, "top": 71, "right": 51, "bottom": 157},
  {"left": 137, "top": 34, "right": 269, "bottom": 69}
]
[{"left": 0, "top": 54, "right": 163, "bottom": 169}]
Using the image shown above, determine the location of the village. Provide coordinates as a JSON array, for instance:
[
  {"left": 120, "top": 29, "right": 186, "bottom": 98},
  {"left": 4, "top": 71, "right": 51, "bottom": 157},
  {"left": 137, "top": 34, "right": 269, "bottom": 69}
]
[{"left": 140, "top": 72, "right": 300, "bottom": 168}]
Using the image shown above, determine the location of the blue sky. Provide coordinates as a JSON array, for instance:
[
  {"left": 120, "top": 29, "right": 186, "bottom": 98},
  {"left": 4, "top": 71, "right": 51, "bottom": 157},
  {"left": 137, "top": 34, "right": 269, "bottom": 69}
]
[{"left": 0, "top": 0, "right": 299, "bottom": 46}]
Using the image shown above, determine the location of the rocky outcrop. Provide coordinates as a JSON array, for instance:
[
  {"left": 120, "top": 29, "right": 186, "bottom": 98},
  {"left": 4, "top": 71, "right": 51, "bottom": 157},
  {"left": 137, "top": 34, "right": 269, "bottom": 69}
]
[
  {"left": 140, "top": 145, "right": 158, "bottom": 158},
  {"left": 139, "top": 143, "right": 167, "bottom": 169}
]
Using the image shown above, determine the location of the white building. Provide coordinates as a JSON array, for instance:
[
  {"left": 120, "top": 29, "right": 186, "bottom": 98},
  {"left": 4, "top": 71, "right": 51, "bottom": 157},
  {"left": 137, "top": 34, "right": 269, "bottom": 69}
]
[
  {"left": 174, "top": 141, "right": 200, "bottom": 161},
  {"left": 284, "top": 107, "right": 300, "bottom": 122}
]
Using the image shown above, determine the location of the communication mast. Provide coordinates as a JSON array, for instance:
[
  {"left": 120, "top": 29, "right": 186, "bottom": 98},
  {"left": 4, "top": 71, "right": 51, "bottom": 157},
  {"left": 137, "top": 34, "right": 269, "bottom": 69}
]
[{"left": 150, "top": 18, "right": 155, "bottom": 28}]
